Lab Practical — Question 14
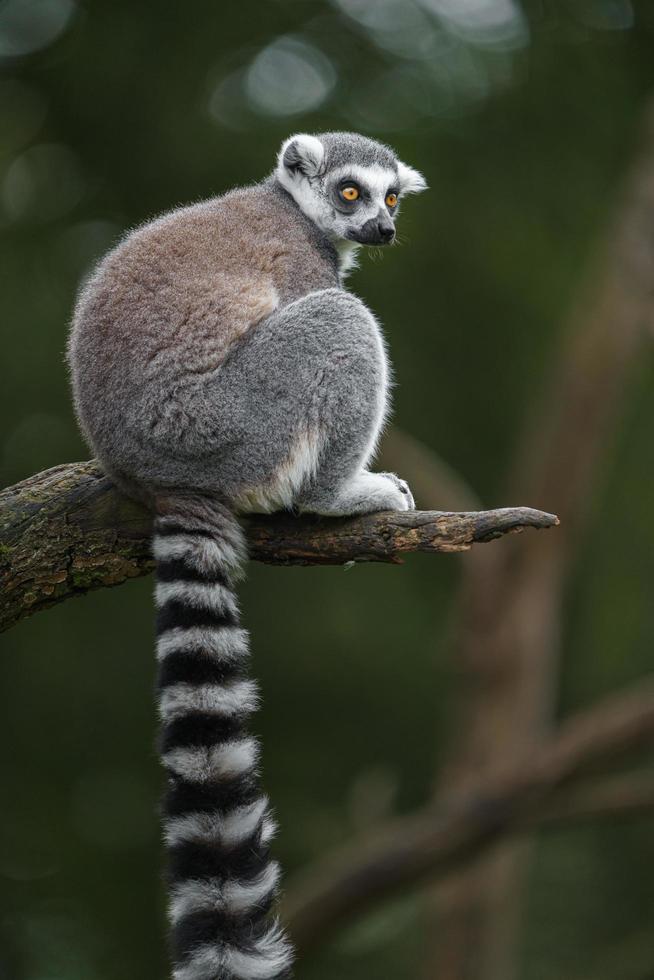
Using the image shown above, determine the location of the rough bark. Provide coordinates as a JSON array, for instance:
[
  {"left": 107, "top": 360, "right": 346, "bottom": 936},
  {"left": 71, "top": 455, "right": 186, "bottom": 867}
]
[{"left": 0, "top": 460, "right": 557, "bottom": 633}]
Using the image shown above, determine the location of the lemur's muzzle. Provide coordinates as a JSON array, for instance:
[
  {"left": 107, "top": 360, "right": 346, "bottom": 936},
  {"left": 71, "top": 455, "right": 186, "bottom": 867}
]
[{"left": 352, "top": 215, "right": 395, "bottom": 245}]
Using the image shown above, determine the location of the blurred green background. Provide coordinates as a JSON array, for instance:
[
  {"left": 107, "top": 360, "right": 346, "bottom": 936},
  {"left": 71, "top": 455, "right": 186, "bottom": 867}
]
[{"left": 1, "top": 1, "right": 653, "bottom": 978}]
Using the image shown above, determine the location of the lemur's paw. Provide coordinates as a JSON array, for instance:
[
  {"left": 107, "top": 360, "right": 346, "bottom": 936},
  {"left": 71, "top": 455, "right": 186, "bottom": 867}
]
[
  {"left": 377, "top": 472, "right": 415, "bottom": 511},
  {"left": 297, "top": 472, "right": 415, "bottom": 516}
]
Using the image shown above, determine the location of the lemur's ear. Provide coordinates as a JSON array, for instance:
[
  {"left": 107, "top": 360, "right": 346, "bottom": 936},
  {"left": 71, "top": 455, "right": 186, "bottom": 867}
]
[
  {"left": 278, "top": 134, "right": 325, "bottom": 180},
  {"left": 397, "top": 161, "right": 428, "bottom": 195}
]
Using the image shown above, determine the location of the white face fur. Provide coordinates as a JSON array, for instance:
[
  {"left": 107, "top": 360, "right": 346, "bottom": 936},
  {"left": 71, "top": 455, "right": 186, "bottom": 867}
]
[{"left": 275, "top": 133, "right": 427, "bottom": 266}]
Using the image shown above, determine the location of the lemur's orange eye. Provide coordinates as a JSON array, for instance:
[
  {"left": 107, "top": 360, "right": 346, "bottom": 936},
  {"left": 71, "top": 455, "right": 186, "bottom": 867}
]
[
  {"left": 341, "top": 186, "right": 359, "bottom": 201},
  {"left": 386, "top": 192, "right": 398, "bottom": 208}
]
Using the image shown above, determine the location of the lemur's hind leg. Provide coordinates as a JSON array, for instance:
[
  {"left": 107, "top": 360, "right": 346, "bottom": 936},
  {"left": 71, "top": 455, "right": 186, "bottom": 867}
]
[
  {"left": 201, "top": 287, "right": 413, "bottom": 515},
  {"left": 246, "top": 288, "right": 413, "bottom": 514},
  {"left": 285, "top": 289, "right": 414, "bottom": 516}
]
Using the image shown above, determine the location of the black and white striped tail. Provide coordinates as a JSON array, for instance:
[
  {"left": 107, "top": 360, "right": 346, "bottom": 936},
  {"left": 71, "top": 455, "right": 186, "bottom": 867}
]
[{"left": 153, "top": 496, "right": 293, "bottom": 980}]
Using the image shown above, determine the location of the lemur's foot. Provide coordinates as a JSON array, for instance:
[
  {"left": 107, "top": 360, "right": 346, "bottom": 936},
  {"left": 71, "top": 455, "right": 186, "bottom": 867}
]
[
  {"left": 377, "top": 472, "right": 415, "bottom": 511},
  {"left": 340, "top": 471, "right": 415, "bottom": 514},
  {"left": 299, "top": 471, "right": 415, "bottom": 516}
]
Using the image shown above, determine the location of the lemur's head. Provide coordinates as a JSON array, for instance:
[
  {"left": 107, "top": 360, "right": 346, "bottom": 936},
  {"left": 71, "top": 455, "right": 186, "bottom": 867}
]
[{"left": 275, "top": 131, "right": 426, "bottom": 247}]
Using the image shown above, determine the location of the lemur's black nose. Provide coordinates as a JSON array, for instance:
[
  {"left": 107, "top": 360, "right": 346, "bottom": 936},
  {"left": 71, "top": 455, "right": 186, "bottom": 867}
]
[{"left": 355, "top": 216, "right": 396, "bottom": 245}]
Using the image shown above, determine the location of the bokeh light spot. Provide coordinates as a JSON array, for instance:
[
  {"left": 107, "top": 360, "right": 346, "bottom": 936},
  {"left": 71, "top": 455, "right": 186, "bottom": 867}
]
[
  {"left": 208, "top": 69, "right": 252, "bottom": 131},
  {"left": 0, "top": 0, "right": 76, "bottom": 59},
  {"left": 2, "top": 143, "right": 85, "bottom": 223},
  {"left": 245, "top": 36, "right": 337, "bottom": 116},
  {"left": 334, "top": 0, "right": 442, "bottom": 61},
  {"left": 418, "top": 0, "right": 530, "bottom": 49}
]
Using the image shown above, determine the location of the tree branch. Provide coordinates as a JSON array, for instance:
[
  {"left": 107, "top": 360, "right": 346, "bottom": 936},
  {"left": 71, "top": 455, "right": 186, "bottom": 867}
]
[
  {"left": 283, "top": 681, "right": 654, "bottom": 954},
  {"left": 0, "top": 460, "right": 557, "bottom": 633}
]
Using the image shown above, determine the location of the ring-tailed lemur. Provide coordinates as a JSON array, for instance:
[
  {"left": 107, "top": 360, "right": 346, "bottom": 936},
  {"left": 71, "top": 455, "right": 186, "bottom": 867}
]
[{"left": 67, "top": 131, "right": 426, "bottom": 980}]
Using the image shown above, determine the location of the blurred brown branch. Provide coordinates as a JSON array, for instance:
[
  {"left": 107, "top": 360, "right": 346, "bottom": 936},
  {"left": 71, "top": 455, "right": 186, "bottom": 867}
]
[
  {"left": 427, "top": 97, "right": 654, "bottom": 980},
  {"left": 283, "top": 681, "right": 654, "bottom": 954},
  {"left": 0, "top": 460, "right": 557, "bottom": 633}
]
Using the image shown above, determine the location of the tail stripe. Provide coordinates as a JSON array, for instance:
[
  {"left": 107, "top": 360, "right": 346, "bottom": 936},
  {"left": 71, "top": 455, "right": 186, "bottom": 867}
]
[
  {"left": 165, "top": 771, "right": 261, "bottom": 817},
  {"left": 164, "top": 797, "right": 269, "bottom": 849},
  {"left": 173, "top": 923, "right": 293, "bottom": 980},
  {"left": 157, "top": 626, "right": 249, "bottom": 662},
  {"left": 161, "top": 712, "right": 245, "bottom": 752},
  {"left": 162, "top": 738, "right": 259, "bottom": 783},
  {"left": 167, "top": 835, "right": 271, "bottom": 882},
  {"left": 222, "top": 861, "right": 281, "bottom": 914},
  {"left": 157, "top": 601, "right": 238, "bottom": 633},
  {"left": 156, "top": 580, "right": 239, "bottom": 616},
  {"left": 157, "top": 558, "right": 222, "bottom": 586},
  {"left": 158, "top": 650, "right": 246, "bottom": 689},
  {"left": 224, "top": 927, "right": 293, "bottom": 980},
  {"left": 169, "top": 862, "right": 281, "bottom": 923},
  {"left": 159, "top": 681, "right": 259, "bottom": 722},
  {"left": 154, "top": 500, "right": 292, "bottom": 980},
  {"left": 153, "top": 534, "right": 243, "bottom": 577},
  {"left": 155, "top": 523, "right": 219, "bottom": 539}
]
